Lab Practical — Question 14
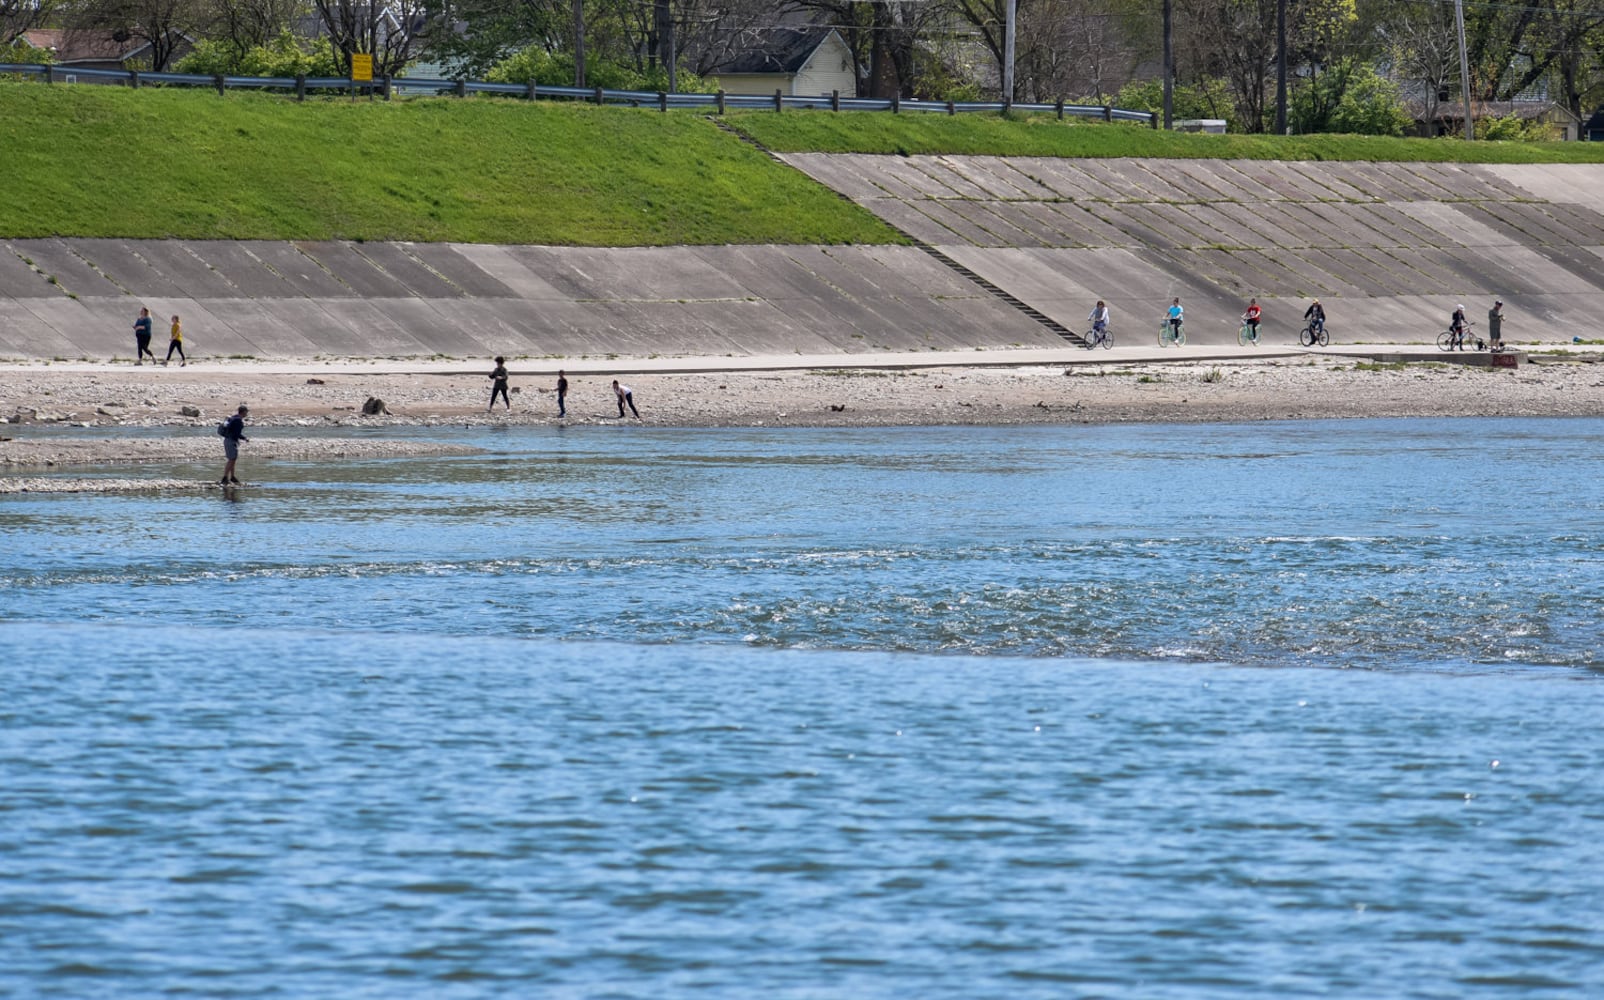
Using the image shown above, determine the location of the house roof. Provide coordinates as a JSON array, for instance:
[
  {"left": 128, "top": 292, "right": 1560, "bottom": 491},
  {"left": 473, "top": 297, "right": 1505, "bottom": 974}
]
[
  {"left": 18, "top": 26, "right": 191, "bottom": 64},
  {"left": 710, "top": 27, "right": 838, "bottom": 76}
]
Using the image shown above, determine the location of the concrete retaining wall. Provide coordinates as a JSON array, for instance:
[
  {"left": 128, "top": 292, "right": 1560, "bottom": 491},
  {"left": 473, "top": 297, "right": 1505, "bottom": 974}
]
[
  {"left": 784, "top": 155, "right": 1604, "bottom": 345},
  {"left": 5, "top": 158, "right": 1602, "bottom": 358},
  {"left": 0, "top": 241, "right": 1062, "bottom": 361}
]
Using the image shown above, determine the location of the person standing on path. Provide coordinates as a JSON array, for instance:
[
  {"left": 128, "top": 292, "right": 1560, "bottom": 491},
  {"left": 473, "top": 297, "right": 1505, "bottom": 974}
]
[
  {"left": 488, "top": 357, "right": 511, "bottom": 411},
  {"left": 613, "top": 380, "right": 639, "bottom": 419},
  {"left": 133, "top": 308, "right": 155, "bottom": 365},
  {"left": 1488, "top": 299, "right": 1505, "bottom": 352},
  {"left": 164, "top": 315, "right": 186, "bottom": 367},
  {"left": 556, "top": 370, "right": 569, "bottom": 418},
  {"left": 220, "top": 404, "right": 248, "bottom": 486}
]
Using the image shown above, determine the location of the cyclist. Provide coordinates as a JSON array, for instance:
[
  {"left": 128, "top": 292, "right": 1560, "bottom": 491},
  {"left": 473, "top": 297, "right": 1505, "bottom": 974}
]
[
  {"left": 1242, "top": 297, "right": 1262, "bottom": 340},
  {"left": 1088, "top": 300, "right": 1111, "bottom": 344},
  {"left": 1303, "top": 298, "right": 1326, "bottom": 338},
  {"left": 1449, "top": 303, "right": 1469, "bottom": 351},
  {"left": 1166, "top": 298, "right": 1183, "bottom": 341}
]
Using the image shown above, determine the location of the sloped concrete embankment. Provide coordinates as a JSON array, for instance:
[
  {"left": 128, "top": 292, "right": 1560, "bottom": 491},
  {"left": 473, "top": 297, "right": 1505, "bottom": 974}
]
[
  {"left": 5, "top": 159, "right": 1603, "bottom": 359},
  {"left": 783, "top": 156, "right": 1604, "bottom": 346},
  {"left": 0, "top": 241, "right": 1063, "bottom": 361}
]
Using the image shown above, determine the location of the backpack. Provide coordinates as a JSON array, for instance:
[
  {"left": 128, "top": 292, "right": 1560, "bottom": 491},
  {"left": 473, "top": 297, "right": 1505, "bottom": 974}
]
[{"left": 217, "top": 422, "right": 227, "bottom": 437}]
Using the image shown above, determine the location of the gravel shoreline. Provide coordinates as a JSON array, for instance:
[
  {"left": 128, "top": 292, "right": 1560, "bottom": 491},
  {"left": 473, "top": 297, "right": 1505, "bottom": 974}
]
[{"left": 4, "top": 355, "right": 1603, "bottom": 478}]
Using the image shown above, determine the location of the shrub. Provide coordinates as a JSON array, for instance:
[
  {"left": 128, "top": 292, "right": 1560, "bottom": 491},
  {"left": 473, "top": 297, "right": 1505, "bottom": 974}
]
[
  {"left": 488, "top": 47, "right": 711, "bottom": 93},
  {"left": 2, "top": 40, "right": 54, "bottom": 66},
  {"left": 1476, "top": 114, "right": 1551, "bottom": 141},
  {"left": 1113, "top": 76, "right": 1237, "bottom": 131},
  {"left": 176, "top": 32, "right": 342, "bottom": 78}
]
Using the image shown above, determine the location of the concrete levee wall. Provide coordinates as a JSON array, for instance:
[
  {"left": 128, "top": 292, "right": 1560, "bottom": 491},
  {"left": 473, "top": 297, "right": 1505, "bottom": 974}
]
[
  {"left": 0, "top": 241, "right": 1062, "bottom": 361},
  {"left": 784, "top": 155, "right": 1604, "bottom": 346},
  {"left": 5, "top": 158, "right": 1602, "bottom": 359}
]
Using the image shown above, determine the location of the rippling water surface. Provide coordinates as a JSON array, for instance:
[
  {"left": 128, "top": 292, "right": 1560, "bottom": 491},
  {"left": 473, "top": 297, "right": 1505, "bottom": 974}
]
[{"left": 3, "top": 418, "right": 1602, "bottom": 996}]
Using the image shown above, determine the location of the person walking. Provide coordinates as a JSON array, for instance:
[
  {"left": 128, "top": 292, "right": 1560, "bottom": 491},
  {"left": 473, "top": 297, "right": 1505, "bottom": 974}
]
[
  {"left": 612, "top": 379, "right": 639, "bottom": 419},
  {"left": 1488, "top": 299, "right": 1505, "bottom": 352},
  {"left": 133, "top": 307, "right": 156, "bottom": 365},
  {"left": 556, "top": 370, "right": 569, "bottom": 417},
  {"left": 220, "top": 404, "right": 248, "bottom": 486},
  {"left": 488, "top": 356, "right": 511, "bottom": 411},
  {"left": 164, "top": 314, "right": 186, "bottom": 367}
]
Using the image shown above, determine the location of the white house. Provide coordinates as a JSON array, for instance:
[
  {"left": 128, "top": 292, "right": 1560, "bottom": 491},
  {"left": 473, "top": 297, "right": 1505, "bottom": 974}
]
[{"left": 709, "top": 28, "right": 855, "bottom": 98}]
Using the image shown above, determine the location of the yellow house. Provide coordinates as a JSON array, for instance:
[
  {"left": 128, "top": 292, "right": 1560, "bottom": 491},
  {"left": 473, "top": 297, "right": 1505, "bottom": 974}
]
[{"left": 710, "top": 28, "right": 856, "bottom": 98}]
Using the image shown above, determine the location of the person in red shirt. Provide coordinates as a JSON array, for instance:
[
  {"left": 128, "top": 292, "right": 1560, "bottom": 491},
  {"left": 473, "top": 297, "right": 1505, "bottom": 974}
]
[{"left": 1243, "top": 298, "right": 1261, "bottom": 333}]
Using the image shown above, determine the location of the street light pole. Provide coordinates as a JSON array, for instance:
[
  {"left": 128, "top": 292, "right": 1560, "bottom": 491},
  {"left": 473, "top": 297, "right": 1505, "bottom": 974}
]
[
  {"left": 1454, "top": 0, "right": 1473, "bottom": 139},
  {"left": 573, "top": 0, "right": 586, "bottom": 88},
  {"left": 1162, "top": 0, "right": 1173, "bottom": 129},
  {"left": 1275, "top": 0, "right": 1287, "bottom": 133},
  {"left": 1003, "top": 0, "right": 1016, "bottom": 107}
]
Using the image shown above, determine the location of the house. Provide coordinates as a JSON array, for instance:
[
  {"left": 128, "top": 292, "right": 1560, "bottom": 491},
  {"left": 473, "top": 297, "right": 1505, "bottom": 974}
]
[
  {"left": 1407, "top": 97, "right": 1581, "bottom": 141},
  {"left": 707, "top": 27, "right": 855, "bottom": 98},
  {"left": 1584, "top": 108, "right": 1604, "bottom": 142},
  {"left": 16, "top": 26, "right": 194, "bottom": 75}
]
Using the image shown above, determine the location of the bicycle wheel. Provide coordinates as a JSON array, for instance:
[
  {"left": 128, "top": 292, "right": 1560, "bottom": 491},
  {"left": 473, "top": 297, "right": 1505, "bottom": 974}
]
[
  {"left": 1299, "top": 325, "right": 1314, "bottom": 347},
  {"left": 1316, "top": 328, "right": 1329, "bottom": 347},
  {"left": 1101, "top": 330, "right": 1113, "bottom": 349},
  {"left": 1238, "top": 325, "right": 1249, "bottom": 347},
  {"left": 1158, "top": 324, "right": 1169, "bottom": 347},
  {"left": 1176, "top": 327, "right": 1186, "bottom": 346},
  {"left": 1437, "top": 330, "right": 1454, "bottom": 351}
]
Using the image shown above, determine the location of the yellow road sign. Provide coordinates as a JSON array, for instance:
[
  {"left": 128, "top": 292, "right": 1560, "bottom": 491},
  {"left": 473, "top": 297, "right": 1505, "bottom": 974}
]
[{"left": 351, "top": 54, "right": 373, "bottom": 82}]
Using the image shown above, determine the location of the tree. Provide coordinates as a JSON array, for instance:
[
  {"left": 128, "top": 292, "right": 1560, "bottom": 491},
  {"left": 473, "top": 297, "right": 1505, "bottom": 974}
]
[
  {"left": 1179, "top": 0, "right": 1276, "bottom": 130},
  {"left": 204, "top": 0, "right": 306, "bottom": 63},
  {"left": 4, "top": 0, "right": 58, "bottom": 44},
  {"left": 60, "top": 0, "right": 208, "bottom": 71},
  {"left": 310, "top": 0, "right": 430, "bottom": 77},
  {"left": 1380, "top": 0, "right": 1458, "bottom": 135}
]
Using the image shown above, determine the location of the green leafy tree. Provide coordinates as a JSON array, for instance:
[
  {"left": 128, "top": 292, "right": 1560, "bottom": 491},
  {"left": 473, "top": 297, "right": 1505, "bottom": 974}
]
[{"left": 1325, "top": 63, "right": 1411, "bottom": 134}]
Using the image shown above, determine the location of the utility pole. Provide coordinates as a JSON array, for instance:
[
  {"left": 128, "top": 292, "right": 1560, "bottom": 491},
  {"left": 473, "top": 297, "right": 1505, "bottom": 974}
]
[
  {"left": 1275, "top": 0, "right": 1287, "bottom": 133},
  {"left": 1162, "top": 0, "right": 1173, "bottom": 129},
  {"left": 1453, "top": 0, "right": 1473, "bottom": 139},
  {"left": 1003, "top": 0, "right": 1016, "bottom": 107},
  {"left": 573, "top": 0, "right": 586, "bottom": 87},
  {"left": 665, "top": 1, "right": 676, "bottom": 93}
]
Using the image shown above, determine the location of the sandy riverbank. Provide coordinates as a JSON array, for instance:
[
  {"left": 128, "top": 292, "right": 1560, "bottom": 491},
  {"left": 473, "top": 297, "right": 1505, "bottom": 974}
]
[{"left": 3, "top": 353, "right": 1604, "bottom": 475}]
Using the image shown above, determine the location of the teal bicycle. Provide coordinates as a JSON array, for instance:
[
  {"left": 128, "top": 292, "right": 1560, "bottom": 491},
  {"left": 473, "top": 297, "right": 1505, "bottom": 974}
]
[
  {"left": 1159, "top": 319, "right": 1186, "bottom": 347},
  {"left": 1238, "top": 318, "right": 1261, "bottom": 346}
]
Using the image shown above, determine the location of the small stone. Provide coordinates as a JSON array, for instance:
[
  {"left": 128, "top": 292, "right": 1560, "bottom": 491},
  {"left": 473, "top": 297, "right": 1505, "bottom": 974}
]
[
  {"left": 361, "top": 397, "right": 389, "bottom": 415},
  {"left": 180, "top": 405, "right": 202, "bottom": 417},
  {"left": 306, "top": 378, "right": 326, "bottom": 385}
]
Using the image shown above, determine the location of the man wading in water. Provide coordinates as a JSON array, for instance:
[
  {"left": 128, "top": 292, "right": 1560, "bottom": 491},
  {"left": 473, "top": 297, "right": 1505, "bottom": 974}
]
[{"left": 220, "top": 404, "right": 248, "bottom": 486}]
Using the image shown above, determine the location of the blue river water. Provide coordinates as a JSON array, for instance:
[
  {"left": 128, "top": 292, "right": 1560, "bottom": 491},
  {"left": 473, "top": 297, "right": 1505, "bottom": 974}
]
[{"left": 2, "top": 417, "right": 1602, "bottom": 997}]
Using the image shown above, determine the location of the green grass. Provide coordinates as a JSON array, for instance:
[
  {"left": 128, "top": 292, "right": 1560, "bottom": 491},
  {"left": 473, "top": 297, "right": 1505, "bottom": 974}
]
[
  {"left": 0, "top": 84, "right": 901, "bottom": 244},
  {"left": 727, "top": 110, "right": 1604, "bottom": 163}
]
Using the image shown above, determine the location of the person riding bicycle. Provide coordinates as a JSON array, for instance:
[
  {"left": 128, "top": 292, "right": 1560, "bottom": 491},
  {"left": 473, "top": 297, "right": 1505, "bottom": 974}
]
[
  {"left": 1450, "top": 304, "right": 1469, "bottom": 351},
  {"left": 1166, "top": 298, "right": 1184, "bottom": 339},
  {"left": 1243, "top": 298, "right": 1262, "bottom": 336},
  {"left": 1088, "top": 300, "right": 1111, "bottom": 338},
  {"left": 1303, "top": 299, "right": 1326, "bottom": 337}
]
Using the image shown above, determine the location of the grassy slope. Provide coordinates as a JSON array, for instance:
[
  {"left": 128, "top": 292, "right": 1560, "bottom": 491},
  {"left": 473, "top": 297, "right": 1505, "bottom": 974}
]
[
  {"left": 728, "top": 110, "right": 1604, "bottom": 163},
  {"left": 6, "top": 83, "right": 1603, "bottom": 245},
  {"left": 0, "top": 84, "right": 901, "bottom": 244}
]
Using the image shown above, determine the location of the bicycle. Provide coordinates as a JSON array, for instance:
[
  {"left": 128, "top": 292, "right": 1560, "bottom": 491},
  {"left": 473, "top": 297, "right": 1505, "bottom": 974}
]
[
  {"left": 1298, "top": 323, "right": 1329, "bottom": 347},
  {"left": 1083, "top": 324, "right": 1114, "bottom": 350},
  {"left": 1158, "top": 320, "right": 1186, "bottom": 347},
  {"left": 1437, "top": 324, "right": 1483, "bottom": 352},
  {"left": 1238, "top": 319, "right": 1261, "bottom": 347}
]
